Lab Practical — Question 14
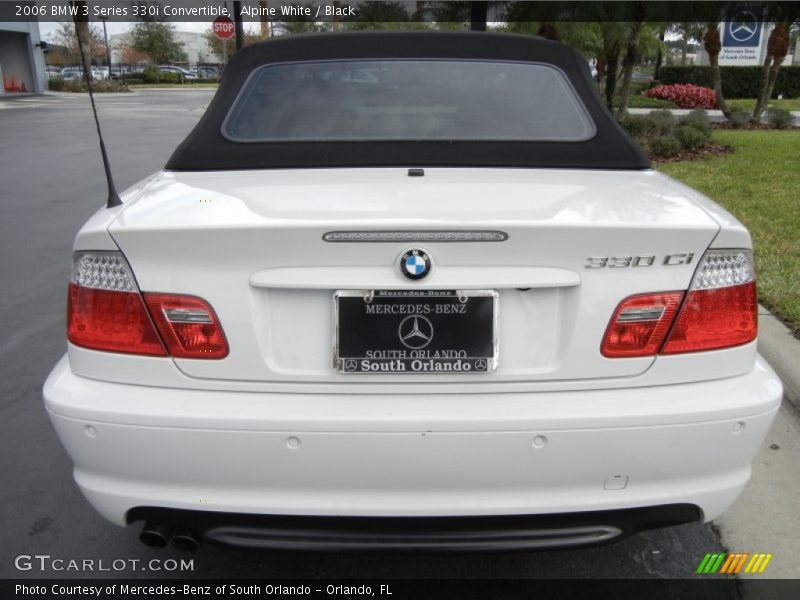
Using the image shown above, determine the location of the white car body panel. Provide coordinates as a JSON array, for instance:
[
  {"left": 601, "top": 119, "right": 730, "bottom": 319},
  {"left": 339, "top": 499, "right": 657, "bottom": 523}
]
[
  {"left": 87, "top": 168, "right": 728, "bottom": 387},
  {"left": 45, "top": 354, "right": 781, "bottom": 525}
]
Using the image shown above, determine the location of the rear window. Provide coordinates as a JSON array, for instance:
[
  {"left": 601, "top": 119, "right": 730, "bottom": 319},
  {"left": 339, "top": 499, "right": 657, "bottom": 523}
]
[{"left": 222, "top": 60, "right": 595, "bottom": 143}]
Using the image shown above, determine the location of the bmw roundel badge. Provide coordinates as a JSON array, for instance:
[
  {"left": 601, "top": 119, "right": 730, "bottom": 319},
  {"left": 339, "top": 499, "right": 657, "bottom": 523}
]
[{"left": 400, "top": 249, "right": 431, "bottom": 280}]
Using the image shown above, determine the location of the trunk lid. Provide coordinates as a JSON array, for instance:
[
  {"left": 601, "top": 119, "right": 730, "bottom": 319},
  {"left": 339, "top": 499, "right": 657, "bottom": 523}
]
[{"left": 109, "top": 168, "right": 719, "bottom": 385}]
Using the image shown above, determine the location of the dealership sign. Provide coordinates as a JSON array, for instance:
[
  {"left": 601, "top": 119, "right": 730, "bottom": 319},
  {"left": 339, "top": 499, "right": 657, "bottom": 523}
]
[{"left": 719, "top": 9, "right": 764, "bottom": 65}]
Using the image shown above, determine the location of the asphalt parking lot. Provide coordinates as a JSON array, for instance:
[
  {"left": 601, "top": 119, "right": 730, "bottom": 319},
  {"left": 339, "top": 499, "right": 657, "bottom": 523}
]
[{"left": 0, "top": 90, "right": 793, "bottom": 588}]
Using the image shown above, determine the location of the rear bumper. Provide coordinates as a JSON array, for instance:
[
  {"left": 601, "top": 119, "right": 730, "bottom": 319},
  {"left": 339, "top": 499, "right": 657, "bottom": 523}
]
[
  {"left": 44, "top": 355, "right": 782, "bottom": 548},
  {"left": 127, "top": 505, "right": 701, "bottom": 551}
]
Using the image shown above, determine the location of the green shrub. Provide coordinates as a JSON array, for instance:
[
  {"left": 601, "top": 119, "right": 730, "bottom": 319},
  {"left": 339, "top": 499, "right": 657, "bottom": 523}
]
[
  {"left": 121, "top": 72, "right": 145, "bottom": 83},
  {"left": 60, "top": 79, "right": 129, "bottom": 93},
  {"left": 159, "top": 71, "right": 182, "bottom": 84},
  {"left": 727, "top": 107, "right": 751, "bottom": 128},
  {"left": 766, "top": 107, "right": 795, "bottom": 129},
  {"left": 142, "top": 65, "right": 159, "bottom": 83},
  {"left": 649, "top": 135, "right": 682, "bottom": 157},
  {"left": 48, "top": 76, "right": 65, "bottom": 91},
  {"left": 619, "top": 114, "right": 656, "bottom": 139},
  {"left": 674, "top": 125, "right": 708, "bottom": 150},
  {"left": 648, "top": 109, "right": 676, "bottom": 135},
  {"left": 679, "top": 108, "right": 712, "bottom": 137},
  {"left": 659, "top": 66, "right": 800, "bottom": 99}
]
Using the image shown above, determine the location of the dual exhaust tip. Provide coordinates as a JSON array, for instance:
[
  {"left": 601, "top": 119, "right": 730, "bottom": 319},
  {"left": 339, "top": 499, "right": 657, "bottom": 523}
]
[{"left": 139, "top": 522, "right": 200, "bottom": 553}]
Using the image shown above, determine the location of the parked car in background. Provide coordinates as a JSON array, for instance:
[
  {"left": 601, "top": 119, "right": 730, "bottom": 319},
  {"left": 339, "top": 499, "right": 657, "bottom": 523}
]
[
  {"left": 195, "top": 66, "right": 220, "bottom": 79},
  {"left": 93, "top": 66, "right": 110, "bottom": 81},
  {"left": 157, "top": 65, "right": 197, "bottom": 80},
  {"left": 46, "top": 66, "right": 61, "bottom": 77},
  {"left": 45, "top": 32, "right": 781, "bottom": 553},
  {"left": 59, "top": 67, "right": 83, "bottom": 81}
]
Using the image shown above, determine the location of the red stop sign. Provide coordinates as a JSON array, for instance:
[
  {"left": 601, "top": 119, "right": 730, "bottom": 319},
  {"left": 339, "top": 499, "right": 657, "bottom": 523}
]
[{"left": 213, "top": 16, "right": 235, "bottom": 40}]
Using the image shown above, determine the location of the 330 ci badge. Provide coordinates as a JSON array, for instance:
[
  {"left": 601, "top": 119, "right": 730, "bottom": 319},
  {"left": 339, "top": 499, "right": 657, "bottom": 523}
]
[{"left": 334, "top": 290, "right": 498, "bottom": 374}]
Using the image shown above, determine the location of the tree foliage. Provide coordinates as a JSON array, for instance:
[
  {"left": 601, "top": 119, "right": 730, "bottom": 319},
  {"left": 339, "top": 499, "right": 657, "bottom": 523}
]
[
  {"left": 50, "top": 20, "right": 106, "bottom": 66},
  {"left": 130, "top": 22, "right": 185, "bottom": 64}
]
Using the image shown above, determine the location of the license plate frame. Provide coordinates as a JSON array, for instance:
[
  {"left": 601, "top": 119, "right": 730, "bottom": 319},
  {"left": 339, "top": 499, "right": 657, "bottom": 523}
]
[{"left": 333, "top": 289, "right": 498, "bottom": 374}]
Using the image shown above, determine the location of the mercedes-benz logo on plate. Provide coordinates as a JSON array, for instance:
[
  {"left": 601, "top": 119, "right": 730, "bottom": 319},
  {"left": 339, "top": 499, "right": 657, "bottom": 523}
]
[
  {"left": 400, "top": 249, "right": 431, "bottom": 280},
  {"left": 398, "top": 315, "right": 434, "bottom": 349}
]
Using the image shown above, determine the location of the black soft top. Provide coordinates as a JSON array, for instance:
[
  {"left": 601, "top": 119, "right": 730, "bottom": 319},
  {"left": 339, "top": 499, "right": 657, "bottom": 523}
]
[{"left": 166, "top": 31, "right": 649, "bottom": 171}]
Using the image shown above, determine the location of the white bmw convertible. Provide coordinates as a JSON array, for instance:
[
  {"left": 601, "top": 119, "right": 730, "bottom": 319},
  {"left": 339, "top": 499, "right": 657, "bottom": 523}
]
[{"left": 44, "top": 32, "right": 782, "bottom": 552}]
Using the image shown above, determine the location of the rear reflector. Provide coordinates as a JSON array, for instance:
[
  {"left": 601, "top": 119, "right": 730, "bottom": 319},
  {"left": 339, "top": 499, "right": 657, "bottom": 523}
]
[
  {"left": 67, "top": 253, "right": 166, "bottom": 356},
  {"left": 144, "top": 293, "right": 228, "bottom": 359},
  {"left": 68, "top": 251, "right": 227, "bottom": 359},
  {"left": 602, "top": 249, "right": 757, "bottom": 358},
  {"left": 601, "top": 292, "right": 684, "bottom": 358}
]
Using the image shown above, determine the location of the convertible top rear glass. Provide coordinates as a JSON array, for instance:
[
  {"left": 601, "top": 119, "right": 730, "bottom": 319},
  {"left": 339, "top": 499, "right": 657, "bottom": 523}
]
[
  {"left": 166, "top": 32, "right": 649, "bottom": 171},
  {"left": 223, "top": 60, "right": 595, "bottom": 143}
]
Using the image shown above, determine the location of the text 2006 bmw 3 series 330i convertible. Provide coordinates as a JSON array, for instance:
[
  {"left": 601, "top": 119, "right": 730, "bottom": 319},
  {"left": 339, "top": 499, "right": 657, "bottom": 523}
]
[{"left": 44, "top": 32, "right": 782, "bottom": 552}]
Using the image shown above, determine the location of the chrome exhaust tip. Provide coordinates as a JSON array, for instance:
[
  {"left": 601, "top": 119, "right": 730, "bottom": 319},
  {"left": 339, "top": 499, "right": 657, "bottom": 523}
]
[{"left": 139, "top": 522, "right": 173, "bottom": 548}]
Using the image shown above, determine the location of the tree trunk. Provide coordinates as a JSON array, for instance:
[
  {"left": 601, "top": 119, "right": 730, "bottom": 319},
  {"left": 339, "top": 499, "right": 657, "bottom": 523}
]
[
  {"left": 72, "top": 1, "right": 93, "bottom": 82},
  {"left": 617, "top": 21, "right": 643, "bottom": 116},
  {"left": 654, "top": 27, "right": 665, "bottom": 80},
  {"left": 537, "top": 22, "right": 561, "bottom": 41},
  {"left": 470, "top": 2, "right": 488, "bottom": 32},
  {"left": 753, "top": 51, "right": 773, "bottom": 121},
  {"left": 704, "top": 23, "right": 729, "bottom": 118},
  {"left": 752, "top": 22, "right": 790, "bottom": 122},
  {"left": 604, "top": 45, "right": 620, "bottom": 112},
  {"left": 259, "top": 1, "right": 269, "bottom": 39}
]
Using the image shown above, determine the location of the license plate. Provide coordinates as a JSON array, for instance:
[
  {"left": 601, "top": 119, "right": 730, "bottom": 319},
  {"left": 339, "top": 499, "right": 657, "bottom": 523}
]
[{"left": 334, "top": 290, "right": 497, "bottom": 374}]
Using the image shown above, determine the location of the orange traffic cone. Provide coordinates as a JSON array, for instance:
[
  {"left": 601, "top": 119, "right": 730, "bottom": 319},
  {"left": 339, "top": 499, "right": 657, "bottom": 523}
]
[{"left": 10, "top": 75, "right": 19, "bottom": 92}]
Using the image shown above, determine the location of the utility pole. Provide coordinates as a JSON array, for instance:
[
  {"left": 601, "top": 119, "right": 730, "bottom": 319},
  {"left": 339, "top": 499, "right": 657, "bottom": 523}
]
[
  {"left": 100, "top": 17, "right": 111, "bottom": 72},
  {"left": 233, "top": 0, "right": 244, "bottom": 51}
]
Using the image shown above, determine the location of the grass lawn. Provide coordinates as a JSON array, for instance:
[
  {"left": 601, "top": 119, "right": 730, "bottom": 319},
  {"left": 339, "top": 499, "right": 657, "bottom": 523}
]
[
  {"left": 625, "top": 95, "right": 677, "bottom": 109},
  {"left": 728, "top": 98, "right": 800, "bottom": 112},
  {"left": 625, "top": 96, "right": 800, "bottom": 111},
  {"left": 658, "top": 130, "right": 800, "bottom": 334},
  {"left": 128, "top": 83, "right": 220, "bottom": 89}
]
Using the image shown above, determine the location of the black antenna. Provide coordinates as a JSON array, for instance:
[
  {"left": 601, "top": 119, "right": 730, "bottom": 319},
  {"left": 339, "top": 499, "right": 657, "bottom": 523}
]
[{"left": 73, "top": 15, "right": 121, "bottom": 208}]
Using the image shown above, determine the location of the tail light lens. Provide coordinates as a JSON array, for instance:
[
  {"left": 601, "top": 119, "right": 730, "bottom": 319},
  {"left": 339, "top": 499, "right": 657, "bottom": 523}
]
[
  {"left": 68, "top": 252, "right": 167, "bottom": 356},
  {"left": 661, "top": 250, "right": 757, "bottom": 354},
  {"left": 144, "top": 294, "right": 228, "bottom": 359},
  {"left": 67, "top": 251, "right": 227, "bottom": 359},
  {"left": 601, "top": 292, "right": 684, "bottom": 357},
  {"left": 602, "top": 249, "right": 757, "bottom": 358}
]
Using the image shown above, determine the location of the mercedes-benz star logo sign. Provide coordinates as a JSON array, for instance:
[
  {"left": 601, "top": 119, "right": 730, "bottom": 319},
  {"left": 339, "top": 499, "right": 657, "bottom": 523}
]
[
  {"left": 398, "top": 315, "right": 434, "bottom": 350},
  {"left": 729, "top": 11, "right": 758, "bottom": 42},
  {"left": 400, "top": 248, "right": 432, "bottom": 280}
]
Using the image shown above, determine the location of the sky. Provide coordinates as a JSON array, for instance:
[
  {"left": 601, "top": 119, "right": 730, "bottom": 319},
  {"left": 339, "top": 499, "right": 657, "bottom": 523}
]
[{"left": 39, "top": 21, "right": 212, "bottom": 42}]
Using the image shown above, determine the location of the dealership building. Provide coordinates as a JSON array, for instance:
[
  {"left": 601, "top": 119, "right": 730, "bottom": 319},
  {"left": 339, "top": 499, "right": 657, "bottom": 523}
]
[{"left": 0, "top": 20, "right": 47, "bottom": 95}]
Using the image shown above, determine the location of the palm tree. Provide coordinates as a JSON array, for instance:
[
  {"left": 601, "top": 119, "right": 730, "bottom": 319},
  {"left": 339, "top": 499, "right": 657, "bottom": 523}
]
[
  {"left": 703, "top": 22, "right": 731, "bottom": 119},
  {"left": 752, "top": 21, "right": 792, "bottom": 122}
]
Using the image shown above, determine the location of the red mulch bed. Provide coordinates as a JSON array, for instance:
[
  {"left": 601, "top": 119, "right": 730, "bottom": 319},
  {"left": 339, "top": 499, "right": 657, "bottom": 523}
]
[{"left": 650, "top": 143, "right": 734, "bottom": 164}]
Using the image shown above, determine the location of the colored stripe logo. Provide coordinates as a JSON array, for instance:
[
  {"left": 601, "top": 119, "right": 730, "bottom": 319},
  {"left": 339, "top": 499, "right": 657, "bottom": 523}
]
[{"left": 696, "top": 553, "right": 773, "bottom": 574}]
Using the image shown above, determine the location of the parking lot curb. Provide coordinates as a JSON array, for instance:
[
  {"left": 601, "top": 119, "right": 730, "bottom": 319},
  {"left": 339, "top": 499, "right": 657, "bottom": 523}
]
[{"left": 758, "top": 305, "right": 800, "bottom": 410}]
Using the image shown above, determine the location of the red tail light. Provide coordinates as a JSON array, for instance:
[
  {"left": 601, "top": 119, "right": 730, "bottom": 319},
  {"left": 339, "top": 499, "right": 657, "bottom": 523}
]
[
  {"left": 661, "top": 281, "right": 757, "bottom": 354},
  {"left": 603, "top": 249, "right": 757, "bottom": 358},
  {"left": 143, "top": 293, "right": 229, "bottom": 359},
  {"left": 601, "top": 292, "right": 684, "bottom": 357},
  {"left": 67, "top": 251, "right": 227, "bottom": 359},
  {"left": 67, "top": 253, "right": 167, "bottom": 356}
]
